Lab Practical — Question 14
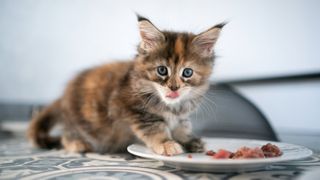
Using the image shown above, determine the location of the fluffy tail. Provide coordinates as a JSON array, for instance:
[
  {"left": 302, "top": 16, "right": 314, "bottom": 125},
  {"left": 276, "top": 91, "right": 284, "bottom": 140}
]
[{"left": 28, "top": 99, "right": 62, "bottom": 149}]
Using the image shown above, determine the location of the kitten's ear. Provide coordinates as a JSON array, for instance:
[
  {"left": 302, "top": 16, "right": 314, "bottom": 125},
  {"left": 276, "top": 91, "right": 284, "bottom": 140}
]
[
  {"left": 192, "top": 23, "right": 225, "bottom": 57},
  {"left": 137, "top": 15, "right": 165, "bottom": 53}
]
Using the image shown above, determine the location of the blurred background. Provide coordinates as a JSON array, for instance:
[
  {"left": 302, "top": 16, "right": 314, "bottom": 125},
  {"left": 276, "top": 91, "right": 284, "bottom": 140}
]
[{"left": 0, "top": 0, "right": 319, "bottom": 148}]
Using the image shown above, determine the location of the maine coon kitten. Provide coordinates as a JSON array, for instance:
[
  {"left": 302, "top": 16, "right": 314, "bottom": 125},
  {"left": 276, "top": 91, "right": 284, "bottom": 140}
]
[{"left": 28, "top": 16, "right": 224, "bottom": 155}]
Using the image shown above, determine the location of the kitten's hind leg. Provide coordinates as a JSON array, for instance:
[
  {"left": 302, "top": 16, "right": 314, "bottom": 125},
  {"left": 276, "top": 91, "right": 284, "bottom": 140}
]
[{"left": 61, "top": 135, "right": 92, "bottom": 153}]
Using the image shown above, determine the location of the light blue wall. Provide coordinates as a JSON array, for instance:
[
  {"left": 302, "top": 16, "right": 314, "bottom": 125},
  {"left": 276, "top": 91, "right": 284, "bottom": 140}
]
[
  {"left": 1, "top": 0, "right": 319, "bottom": 133},
  {"left": 1, "top": 0, "right": 320, "bottom": 103}
]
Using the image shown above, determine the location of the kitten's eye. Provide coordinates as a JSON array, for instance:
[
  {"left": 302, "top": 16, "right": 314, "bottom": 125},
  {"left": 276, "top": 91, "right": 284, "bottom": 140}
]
[
  {"left": 182, "top": 68, "right": 193, "bottom": 78},
  {"left": 157, "top": 66, "right": 168, "bottom": 76}
]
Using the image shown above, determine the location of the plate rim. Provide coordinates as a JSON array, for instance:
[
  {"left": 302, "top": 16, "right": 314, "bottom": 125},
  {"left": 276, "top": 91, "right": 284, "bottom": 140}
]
[{"left": 127, "top": 137, "right": 313, "bottom": 165}]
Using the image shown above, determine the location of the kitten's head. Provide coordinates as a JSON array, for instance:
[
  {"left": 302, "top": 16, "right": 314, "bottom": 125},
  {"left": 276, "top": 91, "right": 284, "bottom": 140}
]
[{"left": 134, "top": 15, "right": 224, "bottom": 105}]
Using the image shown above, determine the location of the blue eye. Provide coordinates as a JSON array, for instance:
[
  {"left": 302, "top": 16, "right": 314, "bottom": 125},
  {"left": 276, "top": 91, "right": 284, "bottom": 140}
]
[
  {"left": 157, "top": 66, "right": 168, "bottom": 76},
  {"left": 182, "top": 68, "right": 193, "bottom": 78}
]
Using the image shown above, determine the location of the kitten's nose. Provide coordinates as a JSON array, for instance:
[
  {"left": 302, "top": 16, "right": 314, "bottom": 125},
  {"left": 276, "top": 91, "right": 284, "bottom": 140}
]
[{"left": 169, "top": 85, "right": 180, "bottom": 91}]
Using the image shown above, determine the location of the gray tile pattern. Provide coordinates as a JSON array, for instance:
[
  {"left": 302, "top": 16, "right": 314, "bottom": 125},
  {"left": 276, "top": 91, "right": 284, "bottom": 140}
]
[{"left": 0, "top": 135, "right": 320, "bottom": 180}]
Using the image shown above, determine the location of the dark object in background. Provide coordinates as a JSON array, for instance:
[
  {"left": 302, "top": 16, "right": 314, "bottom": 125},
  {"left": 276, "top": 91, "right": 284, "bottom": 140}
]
[
  {"left": 0, "top": 103, "right": 43, "bottom": 139},
  {"left": 0, "top": 103, "right": 32, "bottom": 139},
  {"left": 191, "top": 84, "right": 278, "bottom": 141},
  {"left": 0, "top": 125, "right": 12, "bottom": 139},
  {"left": 0, "top": 103, "right": 33, "bottom": 121}
]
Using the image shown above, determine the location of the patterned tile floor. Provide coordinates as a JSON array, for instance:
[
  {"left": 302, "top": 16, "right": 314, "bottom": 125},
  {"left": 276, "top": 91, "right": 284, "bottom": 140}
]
[{"left": 0, "top": 131, "right": 319, "bottom": 180}]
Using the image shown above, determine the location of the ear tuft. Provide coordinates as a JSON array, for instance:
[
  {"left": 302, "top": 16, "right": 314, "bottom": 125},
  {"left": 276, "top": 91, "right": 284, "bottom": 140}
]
[
  {"left": 212, "top": 22, "right": 227, "bottom": 29},
  {"left": 136, "top": 14, "right": 150, "bottom": 22},
  {"left": 192, "top": 23, "right": 226, "bottom": 57}
]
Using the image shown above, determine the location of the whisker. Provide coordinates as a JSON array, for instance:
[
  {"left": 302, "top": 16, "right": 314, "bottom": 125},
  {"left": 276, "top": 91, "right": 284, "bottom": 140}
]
[{"left": 191, "top": 89, "right": 218, "bottom": 122}]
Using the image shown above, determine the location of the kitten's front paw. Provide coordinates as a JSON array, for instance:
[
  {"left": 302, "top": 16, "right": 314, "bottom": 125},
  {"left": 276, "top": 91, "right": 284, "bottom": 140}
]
[
  {"left": 184, "top": 138, "right": 205, "bottom": 153},
  {"left": 153, "top": 140, "right": 184, "bottom": 156}
]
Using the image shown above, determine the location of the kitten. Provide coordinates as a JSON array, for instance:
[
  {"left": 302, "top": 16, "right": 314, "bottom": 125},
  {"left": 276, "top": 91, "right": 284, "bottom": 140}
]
[{"left": 28, "top": 15, "right": 224, "bottom": 155}]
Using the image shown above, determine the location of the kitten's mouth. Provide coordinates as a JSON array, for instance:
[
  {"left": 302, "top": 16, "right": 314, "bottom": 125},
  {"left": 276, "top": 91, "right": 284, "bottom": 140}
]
[{"left": 166, "top": 91, "right": 180, "bottom": 99}]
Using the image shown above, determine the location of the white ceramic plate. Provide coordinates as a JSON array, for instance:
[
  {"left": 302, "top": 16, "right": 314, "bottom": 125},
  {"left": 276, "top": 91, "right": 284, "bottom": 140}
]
[{"left": 127, "top": 138, "right": 313, "bottom": 172}]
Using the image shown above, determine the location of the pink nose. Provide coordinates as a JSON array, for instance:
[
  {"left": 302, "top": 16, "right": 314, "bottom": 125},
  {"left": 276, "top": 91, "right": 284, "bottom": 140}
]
[{"left": 166, "top": 91, "right": 179, "bottom": 99}]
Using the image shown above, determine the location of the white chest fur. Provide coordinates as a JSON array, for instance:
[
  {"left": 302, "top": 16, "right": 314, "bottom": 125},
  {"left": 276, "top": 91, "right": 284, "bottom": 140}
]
[{"left": 163, "top": 112, "right": 187, "bottom": 130}]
